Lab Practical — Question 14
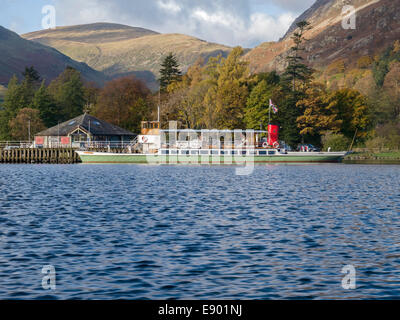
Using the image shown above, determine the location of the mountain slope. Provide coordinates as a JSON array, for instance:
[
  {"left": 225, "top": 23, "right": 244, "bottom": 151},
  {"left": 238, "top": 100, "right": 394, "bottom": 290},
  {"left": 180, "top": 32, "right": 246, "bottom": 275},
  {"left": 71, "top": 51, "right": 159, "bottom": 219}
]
[
  {"left": 246, "top": 0, "right": 400, "bottom": 75},
  {"left": 281, "top": 0, "right": 379, "bottom": 40},
  {"left": 24, "top": 22, "right": 159, "bottom": 44},
  {"left": 23, "top": 23, "right": 232, "bottom": 90},
  {"left": 0, "top": 26, "right": 106, "bottom": 86}
]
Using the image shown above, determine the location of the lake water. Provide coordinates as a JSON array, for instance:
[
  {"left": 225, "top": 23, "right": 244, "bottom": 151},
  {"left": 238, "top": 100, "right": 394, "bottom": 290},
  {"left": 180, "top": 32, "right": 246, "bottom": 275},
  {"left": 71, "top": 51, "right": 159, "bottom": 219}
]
[{"left": 0, "top": 164, "right": 400, "bottom": 300}]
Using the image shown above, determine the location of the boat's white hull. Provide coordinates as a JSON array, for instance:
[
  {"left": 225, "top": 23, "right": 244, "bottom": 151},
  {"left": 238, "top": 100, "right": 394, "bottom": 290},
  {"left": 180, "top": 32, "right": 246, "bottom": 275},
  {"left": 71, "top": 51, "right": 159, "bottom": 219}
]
[{"left": 76, "top": 151, "right": 348, "bottom": 164}]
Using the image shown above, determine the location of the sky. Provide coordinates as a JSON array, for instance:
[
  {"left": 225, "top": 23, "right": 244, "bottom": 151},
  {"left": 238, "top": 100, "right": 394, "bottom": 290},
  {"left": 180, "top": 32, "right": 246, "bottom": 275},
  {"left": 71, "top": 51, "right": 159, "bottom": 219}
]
[{"left": 0, "top": 0, "right": 316, "bottom": 47}]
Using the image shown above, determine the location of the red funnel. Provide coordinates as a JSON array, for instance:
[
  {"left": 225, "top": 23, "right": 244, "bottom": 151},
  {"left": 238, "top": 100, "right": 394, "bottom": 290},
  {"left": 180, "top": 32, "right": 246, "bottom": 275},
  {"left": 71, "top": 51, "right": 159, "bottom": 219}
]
[{"left": 268, "top": 125, "right": 279, "bottom": 147}]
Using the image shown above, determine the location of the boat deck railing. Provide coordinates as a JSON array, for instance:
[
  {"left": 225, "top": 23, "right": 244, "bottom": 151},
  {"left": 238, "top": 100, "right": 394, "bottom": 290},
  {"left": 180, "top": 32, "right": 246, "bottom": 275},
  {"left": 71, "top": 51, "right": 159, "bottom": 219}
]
[{"left": 0, "top": 141, "right": 139, "bottom": 150}]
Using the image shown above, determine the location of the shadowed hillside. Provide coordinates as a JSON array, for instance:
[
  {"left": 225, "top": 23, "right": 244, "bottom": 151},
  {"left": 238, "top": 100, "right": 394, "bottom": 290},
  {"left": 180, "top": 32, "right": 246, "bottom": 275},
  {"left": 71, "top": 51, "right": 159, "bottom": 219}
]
[
  {"left": 0, "top": 26, "right": 107, "bottom": 86},
  {"left": 245, "top": 0, "right": 400, "bottom": 80},
  {"left": 23, "top": 23, "right": 232, "bottom": 90}
]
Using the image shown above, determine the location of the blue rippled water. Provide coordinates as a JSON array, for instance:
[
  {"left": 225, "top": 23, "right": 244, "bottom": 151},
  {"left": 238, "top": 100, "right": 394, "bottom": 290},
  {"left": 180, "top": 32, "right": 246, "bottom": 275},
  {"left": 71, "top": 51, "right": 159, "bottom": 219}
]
[{"left": 0, "top": 164, "right": 400, "bottom": 300}]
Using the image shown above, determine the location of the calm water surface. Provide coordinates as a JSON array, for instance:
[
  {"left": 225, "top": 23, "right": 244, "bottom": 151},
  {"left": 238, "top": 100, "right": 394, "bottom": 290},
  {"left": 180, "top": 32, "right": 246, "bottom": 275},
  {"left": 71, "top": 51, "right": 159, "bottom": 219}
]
[{"left": 0, "top": 164, "right": 400, "bottom": 299}]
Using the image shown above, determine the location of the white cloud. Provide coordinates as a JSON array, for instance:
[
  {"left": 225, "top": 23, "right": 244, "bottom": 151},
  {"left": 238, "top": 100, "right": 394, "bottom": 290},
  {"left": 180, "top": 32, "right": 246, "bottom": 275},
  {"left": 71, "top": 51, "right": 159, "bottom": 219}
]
[
  {"left": 191, "top": 9, "right": 238, "bottom": 28},
  {"left": 54, "top": 0, "right": 310, "bottom": 47},
  {"left": 157, "top": 0, "right": 182, "bottom": 14},
  {"left": 246, "top": 12, "right": 296, "bottom": 44}
]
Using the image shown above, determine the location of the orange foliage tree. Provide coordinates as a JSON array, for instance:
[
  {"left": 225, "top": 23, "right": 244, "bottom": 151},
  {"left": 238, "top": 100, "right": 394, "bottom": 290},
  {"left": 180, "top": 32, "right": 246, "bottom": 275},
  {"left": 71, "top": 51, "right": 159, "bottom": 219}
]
[
  {"left": 93, "top": 77, "right": 154, "bottom": 133},
  {"left": 9, "top": 108, "right": 46, "bottom": 141},
  {"left": 357, "top": 56, "right": 373, "bottom": 69},
  {"left": 296, "top": 84, "right": 342, "bottom": 137}
]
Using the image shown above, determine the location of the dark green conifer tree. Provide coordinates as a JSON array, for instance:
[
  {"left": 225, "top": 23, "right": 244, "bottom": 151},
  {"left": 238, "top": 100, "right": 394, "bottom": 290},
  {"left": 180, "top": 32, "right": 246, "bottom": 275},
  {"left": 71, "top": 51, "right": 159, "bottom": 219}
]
[
  {"left": 280, "top": 21, "right": 315, "bottom": 147},
  {"left": 48, "top": 67, "right": 86, "bottom": 121},
  {"left": 159, "top": 53, "right": 182, "bottom": 91},
  {"left": 32, "top": 80, "right": 59, "bottom": 128}
]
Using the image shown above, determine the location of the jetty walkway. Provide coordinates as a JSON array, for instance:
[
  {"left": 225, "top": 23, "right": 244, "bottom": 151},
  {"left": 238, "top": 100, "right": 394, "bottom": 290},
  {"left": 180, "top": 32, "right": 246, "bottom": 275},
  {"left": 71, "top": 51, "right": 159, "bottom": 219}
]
[{"left": 0, "top": 142, "right": 134, "bottom": 164}]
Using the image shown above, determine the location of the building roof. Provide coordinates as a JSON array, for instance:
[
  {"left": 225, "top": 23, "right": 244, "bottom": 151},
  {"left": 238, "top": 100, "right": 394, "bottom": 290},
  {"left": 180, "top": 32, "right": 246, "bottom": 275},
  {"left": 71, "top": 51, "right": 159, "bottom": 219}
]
[{"left": 36, "top": 114, "right": 135, "bottom": 137}]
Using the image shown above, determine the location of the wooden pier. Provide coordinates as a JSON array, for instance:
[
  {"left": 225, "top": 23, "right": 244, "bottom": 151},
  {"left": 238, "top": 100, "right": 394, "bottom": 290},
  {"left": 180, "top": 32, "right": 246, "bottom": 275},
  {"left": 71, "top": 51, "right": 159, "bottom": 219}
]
[
  {"left": 0, "top": 148, "right": 81, "bottom": 164},
  {"left": 0, "top": 147, "right": 135, "bottom": 164}
]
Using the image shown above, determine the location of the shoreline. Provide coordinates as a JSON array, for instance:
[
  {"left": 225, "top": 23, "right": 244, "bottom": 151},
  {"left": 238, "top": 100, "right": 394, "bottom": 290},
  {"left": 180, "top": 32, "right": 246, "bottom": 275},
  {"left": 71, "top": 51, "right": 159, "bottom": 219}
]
[
  {"left": 344, "top": 151, "right": 400, "bottom": 165},
  {"left": 1, "top": 149, "right": 400, "bottom": 165}
]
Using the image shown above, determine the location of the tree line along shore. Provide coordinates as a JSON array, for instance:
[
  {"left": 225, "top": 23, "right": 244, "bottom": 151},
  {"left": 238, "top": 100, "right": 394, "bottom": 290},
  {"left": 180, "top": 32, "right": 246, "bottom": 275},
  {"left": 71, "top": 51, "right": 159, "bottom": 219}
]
[{"left": 0, "top": 21, "right": 399, "bottom": 157}]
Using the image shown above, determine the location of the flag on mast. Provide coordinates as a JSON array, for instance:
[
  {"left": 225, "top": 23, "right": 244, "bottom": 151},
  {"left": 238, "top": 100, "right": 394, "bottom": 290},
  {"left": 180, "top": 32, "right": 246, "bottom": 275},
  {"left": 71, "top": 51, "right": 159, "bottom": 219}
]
[{"left": 269, "top": 99, "right": 279, "bottom": 114}]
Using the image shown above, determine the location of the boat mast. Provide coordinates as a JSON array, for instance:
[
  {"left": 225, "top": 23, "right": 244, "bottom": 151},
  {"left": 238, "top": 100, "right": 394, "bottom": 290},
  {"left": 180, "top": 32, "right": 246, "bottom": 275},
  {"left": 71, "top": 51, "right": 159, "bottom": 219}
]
[
  {"left": 268, "top": 100, "right": 271, "bottom": 145},
  {"left": 157, "top": 88, "right": 161, "bottom": 123}
]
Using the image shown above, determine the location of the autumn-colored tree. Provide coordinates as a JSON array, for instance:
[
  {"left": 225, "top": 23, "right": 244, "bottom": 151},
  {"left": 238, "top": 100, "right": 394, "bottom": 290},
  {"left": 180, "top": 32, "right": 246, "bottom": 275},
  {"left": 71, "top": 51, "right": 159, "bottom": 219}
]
[
  {"left": 162, "top": 50, "right": 250, "bottom": 130},
  {"left": 9, "top": 108, "right": 46, "bottom": 141},
  {"left": 214, "top": 47, "right": 249, "bottom": 129},
  {"left": 93, "top": 77, "right": 153, "bottom": 133},
  {"left": 382, "top": 61, "right": 400, "bottom": 120},
  {"left": 202, "top": 55, "right": 223, "bottom": 128},
  {"left": 162, "top": 58, "right": 210, "bottom": 129},
  {"left": 326, "top": 59, "right": 346, "bottom": 75},
  {"left": 163, "top": 85, "right": 203, "bottom": 129},
  {"left": 296, "top": 84, "right": 342, "bottom": 138},
  {"left": 185, "top": 57, "right": 205, "bottom": 87},
  {"left": 331, "top": 88, "right": 372, "bottom": 140},
  {"left": 357, "top": 56, "right": 373, "bottom": 69},
  {"left": 393, "top": 40, "right": 400, "bottom": 53}
]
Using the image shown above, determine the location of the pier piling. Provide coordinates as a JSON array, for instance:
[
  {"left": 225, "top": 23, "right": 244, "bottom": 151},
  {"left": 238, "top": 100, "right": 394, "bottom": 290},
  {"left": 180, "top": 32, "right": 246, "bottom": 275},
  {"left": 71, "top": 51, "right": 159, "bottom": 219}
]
[{"left": 0, "top": 148, "right": 81, "bottom": 164}]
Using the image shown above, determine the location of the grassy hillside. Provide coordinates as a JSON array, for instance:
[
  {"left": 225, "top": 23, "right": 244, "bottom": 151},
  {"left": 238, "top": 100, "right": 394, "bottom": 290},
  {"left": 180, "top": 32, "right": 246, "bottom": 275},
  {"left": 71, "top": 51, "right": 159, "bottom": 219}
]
[
  {"left": 23, "top": 23, "right": 232, "bottom": 90},
  {"left": 24, "top": 22, "right": 159, "bottom": 44},
  {"left": 0, "top": 26, "right": 107, "bottom": 86}
]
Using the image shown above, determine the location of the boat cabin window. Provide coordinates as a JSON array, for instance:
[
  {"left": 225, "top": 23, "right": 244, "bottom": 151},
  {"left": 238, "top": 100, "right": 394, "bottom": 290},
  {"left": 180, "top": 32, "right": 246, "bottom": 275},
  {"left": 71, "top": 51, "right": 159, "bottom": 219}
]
[
  {"left": 161, "top": 150, "right": 169, "bottom": 155},
  {"left": 170, "top": 150, "right": 178, "bottom": 155},
  {"left": 259, "top": 151, "right": 267, "bottom": 155},
  {"left": 200, "top": 150, "right": 209, "bottom": 155},
  {"left": 268, "top": 151, "right": 276, "bottom": 155},
  {"left": 141, "top": 122, "right": 160, "bottom": 129},
  {"left": 181, "top": 150, "right": 190, "bottom": 155},
  {"left": 249, "top": 150, "right": 257, "bottom": 155},
  {"left": 191, "top": 150, "right": 199, "bottom": 155},
  {"left": 231, "top": 151, "right": 238, "bottom": 155},
  {"left": 241, "top": 151, "right": 247, "bottom": 155},
  {"left": 211, "top": 150, "right": 219, "bottom": 155}
]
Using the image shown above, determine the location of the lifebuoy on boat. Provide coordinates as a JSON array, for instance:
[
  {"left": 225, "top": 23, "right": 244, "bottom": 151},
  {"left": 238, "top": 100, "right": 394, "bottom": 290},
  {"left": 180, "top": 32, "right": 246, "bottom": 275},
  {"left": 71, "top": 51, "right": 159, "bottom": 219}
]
[
  {"left": 273, "top": 141, "right": 280, "bottom": 149},
  {"left": 262, "top": 142, "right": 268, "bottom": 148},
  {"left": 141, "top": 136, "right": 149, "bottom": 143}
]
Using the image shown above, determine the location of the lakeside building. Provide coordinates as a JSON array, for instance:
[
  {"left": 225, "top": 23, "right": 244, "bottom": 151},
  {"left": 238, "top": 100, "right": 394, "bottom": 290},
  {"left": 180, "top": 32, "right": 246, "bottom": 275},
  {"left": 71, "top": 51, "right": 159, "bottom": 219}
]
[{"left": 34, "top": 114, "right": 135, "bottom": 148}]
